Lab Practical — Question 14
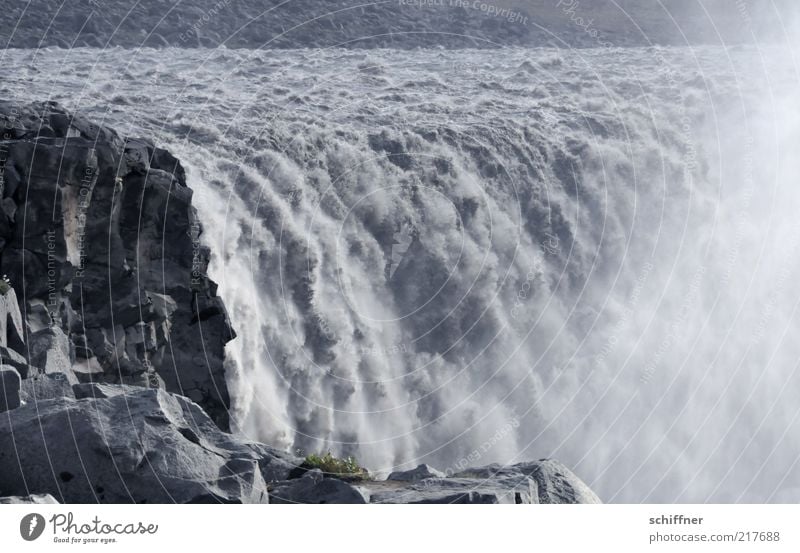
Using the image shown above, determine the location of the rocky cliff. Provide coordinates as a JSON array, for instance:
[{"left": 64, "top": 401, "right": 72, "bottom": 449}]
[{"left": 0, "top": 102, "right": 600, "bottom": 504}]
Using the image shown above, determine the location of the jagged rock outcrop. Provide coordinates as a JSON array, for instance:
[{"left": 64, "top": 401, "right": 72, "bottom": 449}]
[
  {"left": 267, "top": 461, "right": 600, "bottom": 504},
  {"left": 0, "top": 101, "right": 234, "bottom": 428},
  {"left": 0, "top": 365, "right": 21, "bottom": 412},
  {"left": 0, "top": 384, "right": 298, "bottom": 503}
]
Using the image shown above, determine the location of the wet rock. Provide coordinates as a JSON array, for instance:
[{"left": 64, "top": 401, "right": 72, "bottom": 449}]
[{"left": 0, "top": 386, "right": 286, "bottom": 503}]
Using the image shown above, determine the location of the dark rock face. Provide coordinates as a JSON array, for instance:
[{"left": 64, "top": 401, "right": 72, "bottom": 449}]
[
  {"left": 0, "top": 101, "right": 234, "bottom": 428},
  {"left": 0, "top": 384, "right": 291, "bottom": 503}
]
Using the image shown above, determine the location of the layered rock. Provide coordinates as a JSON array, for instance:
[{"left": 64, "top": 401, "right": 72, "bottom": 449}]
[{"left": 0, "top": 101, "right": 233, "bottom": 428}]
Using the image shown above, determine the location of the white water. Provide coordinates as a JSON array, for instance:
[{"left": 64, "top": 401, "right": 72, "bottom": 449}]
[{"left": 3, "top": 45, "right": 799, "bottom": 502}]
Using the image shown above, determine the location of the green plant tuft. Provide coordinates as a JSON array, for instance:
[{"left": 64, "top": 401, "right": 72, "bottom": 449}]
[{"left": 303, "top": 451, "right": 371, "bottom": 481}]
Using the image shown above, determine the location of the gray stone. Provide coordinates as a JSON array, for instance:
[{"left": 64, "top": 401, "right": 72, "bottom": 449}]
[
  {"left": 366, "top": 474, "right": 537, "bottom": 504},
  {"left": 387, "top": 463, "right": 445, "bottom": 482},
  {"left": 21, "top": 372, "right": 75, "bottom": 402},
  {"left": 453, "top": 460, "right": 601, "bottom": 504},
  {"left": 525, "top": 459, "right": 601, "bottom": 504},
  {"left": 0, "top": 345, "right": 33, "bottom": 378},
  {"left": 246, "top": 442, "right": 304, "bottom": 484},
  {"left": 0, "top": 366, "right": 21, "bottom": 412},
  {"left": 27, "top": 327, "right": 76, "bottom": 384},
  {"left": 0, "top": 289, "right": 25, "bottom": 349},
  {"left": 72, "top": 382, "right": 130, "bottom": 400},
  {"left": 0, "top": 494, "right": 59, "bottom": 504},
  {"left": 269, "top": 477, "right": 369, "bottom": 504},
  {"left": 0, "top": 386, "right": 290, "bottom": 503}
]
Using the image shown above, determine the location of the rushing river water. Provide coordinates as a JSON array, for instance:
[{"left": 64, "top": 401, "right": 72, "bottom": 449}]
[{"left": 3, "top": 45, "right": 799, "bottom": 502}]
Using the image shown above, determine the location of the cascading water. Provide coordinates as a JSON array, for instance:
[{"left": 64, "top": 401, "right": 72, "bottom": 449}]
[{"left": 4, "top": 44, "right": 798, "bottom": 502}]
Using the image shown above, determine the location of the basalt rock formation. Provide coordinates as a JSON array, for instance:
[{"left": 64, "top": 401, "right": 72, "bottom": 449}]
[{"left": 0, "top": 101, "right": 234, "bottom": 429}]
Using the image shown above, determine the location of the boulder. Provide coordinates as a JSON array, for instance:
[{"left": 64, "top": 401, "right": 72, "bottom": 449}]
[
  {"left": 0, "top": 386, "right": 295, "bottom": 503},
  {"left": 453, "top": 460, "right": 601, "bottom": 504},
  {"left": 0, "top": 346, "right": 32, "bottom": 378},
  {"left": 0, "top": 366, "right": 21, "bottom": 412},
  {"left": 353, "top": 460, "right": 599, "bottom": 504},
  {"left": 26, "top": 327, "right": 76, "bottom": 384},
  {"left": 21, "top": 372, "right": 76, "bottom": 402},
  {"left": 526, "top": 460, "right": 601, "bottom": 504},
  {"left": 366, "top": 474, "right": 537, "bottom": 504},
  {"left": 269, "top": 472, "right": 369, "bottom": 504},
  {"left": 387, "top": 463, "right": 445, "bottom": 482}
]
